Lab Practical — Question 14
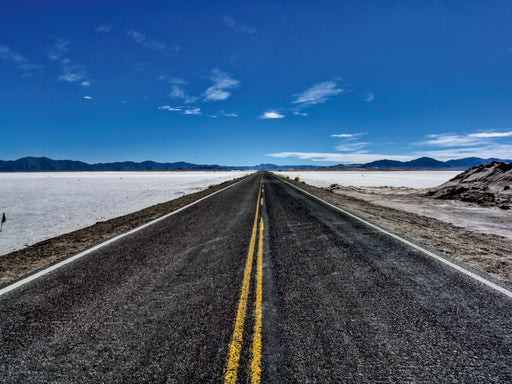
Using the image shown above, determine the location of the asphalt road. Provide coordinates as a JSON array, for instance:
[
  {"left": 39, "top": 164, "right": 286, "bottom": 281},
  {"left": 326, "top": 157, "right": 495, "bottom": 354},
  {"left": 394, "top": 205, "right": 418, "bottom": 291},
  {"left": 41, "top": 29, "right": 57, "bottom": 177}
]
[{"left": 1, "top": 172, "right": 511, "bottom": 383}]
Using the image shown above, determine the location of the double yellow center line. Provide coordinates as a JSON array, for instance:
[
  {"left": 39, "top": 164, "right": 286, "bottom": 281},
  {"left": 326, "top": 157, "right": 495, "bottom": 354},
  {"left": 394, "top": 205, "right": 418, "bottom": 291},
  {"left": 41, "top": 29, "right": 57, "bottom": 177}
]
[{"left": 224, "top": 178, "right": 264, "bottom": 384}]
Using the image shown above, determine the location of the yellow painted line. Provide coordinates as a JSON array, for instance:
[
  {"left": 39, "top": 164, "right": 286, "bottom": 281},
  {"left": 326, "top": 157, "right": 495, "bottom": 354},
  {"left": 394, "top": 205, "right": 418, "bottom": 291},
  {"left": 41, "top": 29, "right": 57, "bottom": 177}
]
[
  {"left": 224, "top": 178, "right": 262, "bottom": 384},
  {"left": 250, "top": 217, "right": 264, "bottom": 384}
]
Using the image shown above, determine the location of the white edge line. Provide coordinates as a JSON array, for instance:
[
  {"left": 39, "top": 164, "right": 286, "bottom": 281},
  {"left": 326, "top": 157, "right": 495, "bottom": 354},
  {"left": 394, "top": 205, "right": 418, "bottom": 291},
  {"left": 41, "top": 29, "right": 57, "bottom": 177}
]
[
  {"left": 277, "top": 175, "right": 512, "bottom": 299},
  {"left": 0, "top": 176, "right": 251, "bottom": 297}
]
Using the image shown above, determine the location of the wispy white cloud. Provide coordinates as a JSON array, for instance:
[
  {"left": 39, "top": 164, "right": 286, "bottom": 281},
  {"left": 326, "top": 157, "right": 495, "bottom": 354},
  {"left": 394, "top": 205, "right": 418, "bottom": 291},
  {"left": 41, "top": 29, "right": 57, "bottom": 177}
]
[
  {"left": 159, "top": 75, "right": 187, "bottom": 85},
  {"left": 158, "top": 105, "right": 181, "bottom": 111},
  {"left": 468, "top": 131, "right": 512, "bottom": 138},
  {"left": 364, "top": 92, "right": 375, "bottom": 102},
  {"left": 220, "top": 110, "right": 238, "bottom": 117},
  {"left": 413, "top": 145, "right": 512, "bottom": 161},
  {"left": 335, "top": 142, "right": 370, "bottom": 152},
  {"left": 183, "top": 107, "right": 201, "bottom": 115},
  {"left": 292, "top": 80, "right": 344, "bottom": 108},
  {"left": 293, "top": 111, "right": 308, "bottom": 116},
  {"left": 419, "top": 133, "right": 484, "bottom": 147},
  {"left": 48, "top": 38, "right": 69, "bottom": 60},
  {"left": 266, "top": 152, "right": 415, "bottom": 163},
  {"left": 203, "top": 68, "right": 240, "bottom": 101},
  {"left": 127, "top": 30, "right": 166, "bottom": 51},
  {"left": 0, "top": 45, "right": 43, "bottom": 76},
  {"left": 58, "top": 58, "right": 88, "bottom": 85},
  {"left": 169, "top": 85, "right": 199, "bottom": 104},
  {"left": 413, "top": 131, "right": 512, "bottom": 160},
  {"left": 260, "top": 110, "right": 285, "bottom": 119},
  {"left": 168, "top": 85, "right": 185, "bottom": 98},
  {"left": 48, "top": 38, "right": 90, "bottom": 87},
  {"left": 95, "top": 25, "right": 112, "bottom": 33},
  {"left": 267, "top": 129, "right": 512, "bottom": 164},
  {"left": 83, "top": 96, "right": 93, "bottom": 100},
  {"left": 331, "top": 132, "right": 369, "bottom": 153},
  {"left": 331, "top": 133, "right": 365, "bottom": 138},
  {"left": 159, "top": 105, "right": 201, "bottom": 116},
  {"left": 223, "top": 16, "right": 256, "bottom": 34}
]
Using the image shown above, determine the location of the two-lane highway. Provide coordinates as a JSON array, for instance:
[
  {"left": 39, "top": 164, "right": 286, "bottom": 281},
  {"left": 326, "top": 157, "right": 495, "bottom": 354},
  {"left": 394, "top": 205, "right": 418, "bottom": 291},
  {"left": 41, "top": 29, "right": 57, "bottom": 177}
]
[{"left": 1, "top": 172, "right": 511, "bottom": 383}]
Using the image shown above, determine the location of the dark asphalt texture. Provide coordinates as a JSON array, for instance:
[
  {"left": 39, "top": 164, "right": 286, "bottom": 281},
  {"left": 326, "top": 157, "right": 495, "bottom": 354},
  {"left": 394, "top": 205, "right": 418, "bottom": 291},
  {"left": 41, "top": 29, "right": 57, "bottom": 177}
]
[{"left": 1, "top": 172, "right": 511, "bottom": 383}]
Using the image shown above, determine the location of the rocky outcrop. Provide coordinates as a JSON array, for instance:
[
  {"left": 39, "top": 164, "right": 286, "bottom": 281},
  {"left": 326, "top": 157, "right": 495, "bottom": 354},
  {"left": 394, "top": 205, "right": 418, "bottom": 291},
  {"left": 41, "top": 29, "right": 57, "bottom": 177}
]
[{"left": 426, "top": 162, "right": 512, "bottom": 209}]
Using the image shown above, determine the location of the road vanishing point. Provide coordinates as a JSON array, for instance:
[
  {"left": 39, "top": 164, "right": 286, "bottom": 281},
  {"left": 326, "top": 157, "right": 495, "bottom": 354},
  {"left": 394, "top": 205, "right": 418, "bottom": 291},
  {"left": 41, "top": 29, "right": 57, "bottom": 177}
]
[{"left": 1, "top": 172, "right": 511, "bottom": 383}]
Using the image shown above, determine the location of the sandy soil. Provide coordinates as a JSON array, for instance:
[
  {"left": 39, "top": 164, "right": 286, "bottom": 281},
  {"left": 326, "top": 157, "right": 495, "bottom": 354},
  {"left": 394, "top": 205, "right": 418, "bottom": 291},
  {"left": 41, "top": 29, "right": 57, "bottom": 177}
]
[
  {"left": 282, "top": 176, "right": 512, "bottom": 285},
  {"left": 0, "top": 176, "right": 247, "bottom": 286}
]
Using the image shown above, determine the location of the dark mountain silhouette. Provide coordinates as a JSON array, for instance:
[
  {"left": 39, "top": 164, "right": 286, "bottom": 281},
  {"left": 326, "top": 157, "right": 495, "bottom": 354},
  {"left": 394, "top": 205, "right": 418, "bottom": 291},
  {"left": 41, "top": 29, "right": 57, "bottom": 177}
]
[
  {"left": 0, "top": 156, "right": 510, "bottom": 172},
  {"left": 361, "top": 157, "right": 448, "bottom": 169},
  {"left": 0, "top": 157, "right": 230, "bottom": 172},
  {"left": 328, "top": 157, "right": 511, "bottom": 170}
]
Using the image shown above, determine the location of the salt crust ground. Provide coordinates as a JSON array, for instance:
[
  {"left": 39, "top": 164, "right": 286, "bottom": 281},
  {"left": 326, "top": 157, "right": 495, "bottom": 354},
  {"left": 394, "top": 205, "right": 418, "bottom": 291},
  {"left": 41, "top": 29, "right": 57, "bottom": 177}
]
[
  {"left": 277, "top": 174, "right": 512, "bottom": 285},
  {"left": 277, "top": 170, "right": 461, "bottom": 189},
  {"left": 0, "top": 171, "right": 251, "bottom": 255}
]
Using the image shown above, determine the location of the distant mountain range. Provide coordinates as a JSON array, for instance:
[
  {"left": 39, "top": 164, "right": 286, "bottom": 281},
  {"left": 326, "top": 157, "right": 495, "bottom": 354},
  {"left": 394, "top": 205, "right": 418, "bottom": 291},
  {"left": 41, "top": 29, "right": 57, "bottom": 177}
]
[
  {"left": 0, "top": 156, "right": 510, "bottom": 172},
  {"left": 328, "top": 157, "right": 512, "bottom": 170}
]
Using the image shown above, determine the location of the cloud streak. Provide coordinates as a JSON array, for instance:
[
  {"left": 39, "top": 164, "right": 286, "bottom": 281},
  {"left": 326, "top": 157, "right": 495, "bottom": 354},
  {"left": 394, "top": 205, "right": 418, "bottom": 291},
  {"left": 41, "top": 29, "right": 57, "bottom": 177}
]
[
  {"left": 331, "top": 133, "right": 364, "bottom": 138},
  {"left": 335, "top": 142, "right": 370, "bottom": 152},
  {"left": 292, "top": 80, "right": 344, "bottom": 108},
  {"left": 364, "top": 92, "right": 375, "bottom": 102},
  {"left": 468, "top": 131, "right": 512, "bottom": 138},
  {"left": 95, "top": 25, "right": 112, "bottom": 33},
  {"left": 127, "top": 30, "right": 166, "bottom": 51},
  {"left": 220, "top": 110, "right": 238, "bottom": 117},
  {"left": 413, "top": 145, "right": 512, "bottom": 161},
  {"left": 412, "top": 130, "right": 512, "bottom": 160},
  {"left": 268, "top": 130, "right": 512, "bottom": 164},
  {"left": 266, "top": 152, "right": 414, "bottom": 163},
  {"left": 48, "top": 38, "right": 90, "bottom": 87},
  {"left": 159, "top": 75, "right": 187, "bottom": 85},
  {"left": 419, "top": 133, "right": 485, "bottom": 147},
  {"left": 158, "top": 105, "right": 181, "bottom": 111},
  {"left": 331, "top": 132, "right": 369, "bottom": 153},
  {"left": 183, "top": 107, "right": 201, "bottom": 115},
  {"left": 260, "top": 110, "right": 285, "bottom": 119},
  {"left": 223, "top": 16, "right": 255, "bottom": 34},
  {"left": 203, "top": 69, "right": 240, "bottom": 101},
  {"left": 169, "top": 85, "right": 199, "bottom": 104},
  {"left": 0, "top": 45, "right": 42, "bottom": 76}
]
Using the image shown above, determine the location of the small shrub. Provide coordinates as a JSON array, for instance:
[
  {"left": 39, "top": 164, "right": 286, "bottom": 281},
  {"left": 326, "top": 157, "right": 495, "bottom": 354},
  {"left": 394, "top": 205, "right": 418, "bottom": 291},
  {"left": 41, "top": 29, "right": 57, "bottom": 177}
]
[{"left": 294, "top": 177, "right": 301, "bottom": 182}]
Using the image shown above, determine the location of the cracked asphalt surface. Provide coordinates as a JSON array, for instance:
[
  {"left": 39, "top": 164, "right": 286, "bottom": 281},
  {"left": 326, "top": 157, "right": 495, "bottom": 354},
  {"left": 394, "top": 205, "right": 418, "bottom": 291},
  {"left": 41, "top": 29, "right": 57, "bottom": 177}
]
[{"left": 1, "top": 172, "right": 511, "bottom": 383}]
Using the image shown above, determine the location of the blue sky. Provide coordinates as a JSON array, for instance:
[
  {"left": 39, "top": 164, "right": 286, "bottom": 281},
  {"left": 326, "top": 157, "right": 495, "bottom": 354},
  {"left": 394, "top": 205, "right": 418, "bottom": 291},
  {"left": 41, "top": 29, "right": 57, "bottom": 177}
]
[{"left": 1, "top": 0, "right": 512, "bottom": 165}]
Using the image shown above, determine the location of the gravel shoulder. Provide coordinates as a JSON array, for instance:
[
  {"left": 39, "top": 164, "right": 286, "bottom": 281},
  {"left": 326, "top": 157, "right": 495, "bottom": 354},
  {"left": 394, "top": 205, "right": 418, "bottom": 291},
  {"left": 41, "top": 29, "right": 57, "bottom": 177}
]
[
  {"left": 278, "top": 175, "right": 512, "bottom": 285},
  {"left": 0, "top": 175, "right": 249, "bottom": 287}
]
